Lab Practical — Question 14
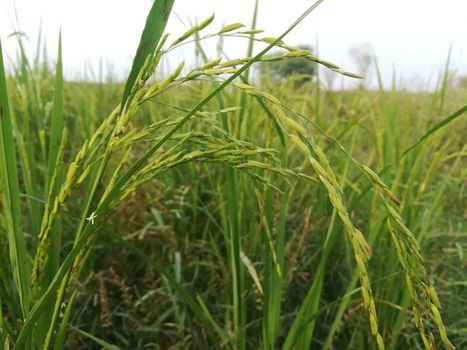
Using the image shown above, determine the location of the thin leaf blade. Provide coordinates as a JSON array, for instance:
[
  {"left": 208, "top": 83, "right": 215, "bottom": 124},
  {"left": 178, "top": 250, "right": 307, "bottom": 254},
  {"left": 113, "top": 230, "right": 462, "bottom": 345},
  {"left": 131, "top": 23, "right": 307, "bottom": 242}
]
[
  {"left": 0, "top": 40, "right": 30, "bottom": 317},
  {"left": 121, "top": 0, "right": 175, "bottom": 108}
]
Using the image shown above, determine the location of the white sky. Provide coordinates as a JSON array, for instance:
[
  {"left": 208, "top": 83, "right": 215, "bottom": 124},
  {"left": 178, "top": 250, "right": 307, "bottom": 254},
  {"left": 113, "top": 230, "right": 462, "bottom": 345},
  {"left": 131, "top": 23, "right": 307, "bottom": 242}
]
[{"left": 1, "top": 0, "right": 466, "bottom": 89}]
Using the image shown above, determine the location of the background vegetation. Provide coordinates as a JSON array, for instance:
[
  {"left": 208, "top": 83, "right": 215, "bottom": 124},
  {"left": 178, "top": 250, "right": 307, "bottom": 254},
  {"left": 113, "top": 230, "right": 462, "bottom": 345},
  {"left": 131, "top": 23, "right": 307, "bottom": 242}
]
[{"left": 0, "top": 1, "right": 465, "bottom": 349}]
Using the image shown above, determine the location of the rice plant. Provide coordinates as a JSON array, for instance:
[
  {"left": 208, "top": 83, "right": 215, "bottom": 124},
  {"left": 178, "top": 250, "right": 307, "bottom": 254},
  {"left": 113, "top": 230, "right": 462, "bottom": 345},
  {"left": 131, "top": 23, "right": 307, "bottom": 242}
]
[{"left": 0, "top": 0, "right": 465, "bottom": 349}]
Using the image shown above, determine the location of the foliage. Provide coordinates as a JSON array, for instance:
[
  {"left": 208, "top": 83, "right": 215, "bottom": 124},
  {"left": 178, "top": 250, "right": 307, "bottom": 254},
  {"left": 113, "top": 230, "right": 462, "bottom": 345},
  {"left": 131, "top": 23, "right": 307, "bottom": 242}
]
[
  {"left": 260, "top": 44, "right": 316, "bottom": 86},
  {"left": 0, "top": 1, "right": 465, "bottom": 349}
]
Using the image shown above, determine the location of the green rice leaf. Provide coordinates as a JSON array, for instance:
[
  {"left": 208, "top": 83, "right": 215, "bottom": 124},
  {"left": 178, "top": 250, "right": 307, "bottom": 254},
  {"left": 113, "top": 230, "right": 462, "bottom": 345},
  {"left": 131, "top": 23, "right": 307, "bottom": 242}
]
[
  {"left": 70, "top": 325, "right": 120, "bottom": 350},
  {"left": 47, "top": 31, "right": 64, "bottom": 190},
  {"left": 0, "top": 40, "right": 30, "bottom": 317},
  {"left": 121, "top": 0, "right": 175, "bottom": 109},
  {"left": 402, "top": 104, "right": 467, "bottom": 156}
]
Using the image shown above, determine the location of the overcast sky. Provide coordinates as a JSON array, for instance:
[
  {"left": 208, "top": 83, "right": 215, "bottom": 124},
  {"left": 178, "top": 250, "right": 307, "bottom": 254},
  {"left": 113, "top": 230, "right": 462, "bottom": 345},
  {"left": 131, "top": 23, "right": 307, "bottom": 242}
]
[{"left": 1, "top": 0, "right": 466, "bottom": 89}]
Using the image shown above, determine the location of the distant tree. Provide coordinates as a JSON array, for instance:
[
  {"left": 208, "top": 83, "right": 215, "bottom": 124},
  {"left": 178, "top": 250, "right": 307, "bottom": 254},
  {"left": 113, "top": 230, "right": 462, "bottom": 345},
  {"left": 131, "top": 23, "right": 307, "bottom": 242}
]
[
  {"left": 348, "top": 43, "right": 374, "bottom": 84},
  {"left": 259, "top": 44, "right": 316, "bottom": 86}
]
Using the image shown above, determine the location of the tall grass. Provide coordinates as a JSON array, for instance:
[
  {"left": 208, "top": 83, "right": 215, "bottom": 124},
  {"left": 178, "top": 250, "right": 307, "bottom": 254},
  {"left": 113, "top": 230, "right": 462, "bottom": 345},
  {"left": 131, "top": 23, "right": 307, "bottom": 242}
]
[{"left": 0, "top": 0, "right": 465, "bottom": 349}]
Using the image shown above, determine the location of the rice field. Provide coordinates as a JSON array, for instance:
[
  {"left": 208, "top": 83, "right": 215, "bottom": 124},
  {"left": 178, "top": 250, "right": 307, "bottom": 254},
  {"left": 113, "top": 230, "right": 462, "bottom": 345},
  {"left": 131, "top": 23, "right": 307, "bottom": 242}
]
[{"left": 0, "top": 1, "right": 466, "bottom": 349}]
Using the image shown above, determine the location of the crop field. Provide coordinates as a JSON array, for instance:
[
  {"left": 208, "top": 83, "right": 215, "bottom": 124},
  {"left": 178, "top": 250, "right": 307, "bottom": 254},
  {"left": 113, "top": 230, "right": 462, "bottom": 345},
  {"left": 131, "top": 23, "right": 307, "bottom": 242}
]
[{"left": 0, "top": 1, "right": 466, "bottom": 349}]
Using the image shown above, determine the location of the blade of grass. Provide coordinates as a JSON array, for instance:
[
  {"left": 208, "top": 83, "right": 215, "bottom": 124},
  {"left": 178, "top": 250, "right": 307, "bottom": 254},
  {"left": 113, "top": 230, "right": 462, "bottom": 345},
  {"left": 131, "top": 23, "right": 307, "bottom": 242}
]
[
  {"left": 69, "top": 325, "right": 120, "bottom": 350},
  {"left": 224, "top": 137, "right": 245, "bottom": 349},
  {"left": 46, "top": 31, "right": 64, "bottom": 193},
  {"left": 194, "top": 36, "right": 246, "bottom": 346},
  {"left": 0, "top": 40, "right": 30, "bottom": 317},
  {"left": 121, "top": 0, "right": 175, "bottom": 108},
  {"left": 13, "top": 27, "right": 46, "bottom": 236},
  {"left": 437, "top": 44, "right": 451, "bottom": 116},
  {"left": 401, "top": 104, "right": 467, "bottom": 157},
  {"left": 32, "top": 33, "right": 65, "bottom": 348},
  {"left": 52, "top": 292, "right": 74, "bottom": 350},
  {"left": 243, "top": 0, "right": 259, "bottom": 81},
  {"left": 261, "top": 172, "right": 287, "bottom": 350},
  {"left": 282, "top": 210, "right": 340, "bottom": 350},
  {"left": 44, "top": 31, "right": 65, "bottom": 285}
]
